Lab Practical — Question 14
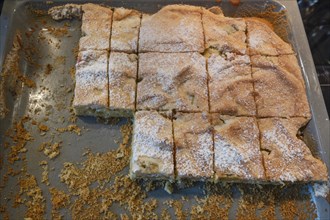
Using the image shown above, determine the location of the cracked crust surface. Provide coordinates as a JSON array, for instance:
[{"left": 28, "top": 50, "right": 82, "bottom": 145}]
[
  {"left": 208, "top": 53, "right": 256, "bottom": 116},
  {"left": 139, "top": 5, "right": 204, "bottom": 53},
  {"left": 137, "top": 52, "right": 208, "bottom": 112},
  {"left": 212, "top": 115, "right": 265, "bottom": 182},
  {"left": 251, "top": 55, "right": 310, "bottom": 118},
  {"left": 130, "top": 111, "right": 174, "bottom": 180},
  {"left": 174, "top": 112, "right": 213, "bottom": 180},
  {"left": 259, "top": 117, "right": 328, "bottom": 182}
]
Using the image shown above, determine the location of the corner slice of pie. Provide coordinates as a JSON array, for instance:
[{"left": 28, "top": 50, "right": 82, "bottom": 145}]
[
  {"left": 259, "top": 117, "right": 328, "bottom": 182},
  {"left": 108, "top": 52, "right": 137, "bottom": 117},
  {"left": 203, "top": 8, "right": 247, "bottom": 54},
  {"left": 130, "top": 111, "right": 174, "bottom": 180},
  {"left": 111, "top": 8, "right": 141, "bottom": 53},
  {"left": 208, "top": 53, "right": 256, "bottom": 116},
  {"left": 137, "top": 52, "right": 208, "bottom": 112},
  {"left": 251, "top": 55, "right": 310, "bottom": 118},
  {"left": 246, "top": 18, "right": 294, "bottom": 56},
  {"left": 212, "top": 115, "right": 265, "bottom": 182},
  {"left": 139, "top": 5, "right": 204, "bottom": 53},
  {"left": 79, "top": 4, "right": 112, "bottom": 51},
  {"left": 174, "top": 112, "right": 213, "bottom": 181},
  {"left": 73, "top": 50, "right": 109, "bottom": 116}
]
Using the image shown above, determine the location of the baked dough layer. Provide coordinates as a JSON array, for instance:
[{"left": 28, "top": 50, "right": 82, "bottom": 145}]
[
  {"left": 212, "top": 115, "right": 265, "bottom": 182},
  {"left": 139, "top": 5, "right": 204, "bottom": 53},
  {"left": 130, "top": 111, "right": 174, "bottom": 180},
  {"left": 259, "top": 117, "right": 328, "bottom": 182},
  {"left": 137, "top": 52, "right": 208, "bottom": 112},
  {"left": 174, "top": 112, "right": 213, "bottom": 180}
]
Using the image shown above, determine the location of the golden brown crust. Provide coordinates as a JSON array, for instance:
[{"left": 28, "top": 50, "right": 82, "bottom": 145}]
[
  {"left": 203, "top": 9, "right": 247, "bottom": 54},
  {"left": 212, "top": 115, "right": 265, "bottom": 182},
  {"left": 174, "top": 112, "right": 213, "bottom": 180},
  {"left": 139, "top": 5, "right": 204, "bottom": 53},
  {"left": 251, "top": 55, "right": 310, "bottom": 118},
  {"left": 208, "top": 54, "right": 256, "bottom": 116},
  {"left": 259, "top": 117, "right": 328, "bottom": 182},
  {"left": 81, "top": 3, "right": 113, "bottom": 21},
  {"left": 246, "top": 18, "right": 294, "bottom": 56},
  {"left": 137, "top": 52, "right": 208, "bottom": 112}
]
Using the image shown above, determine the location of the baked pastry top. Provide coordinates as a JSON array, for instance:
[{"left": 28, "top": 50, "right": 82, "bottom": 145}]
[
  {"left": 212, "top": 115, "right": 265, "bottom": 182},
  {"left": 251, "top": 55, "right": 310, "bottom": 118},
  {"left": 208, "top": 53, "right": 256, "bottom": 116},
  {"left": 246, "top": 18, "right": 294, "bottom": 56},
  {"left": 259, "top": 117, "right": 328, "bottom": 182},
  {"left": 174, "top": 112, "right": 213, "bottom": 180},
  {"left": 203, "top": 8, "right": 247, "bottom": 54},
  {"left": 139, "top": 5, "right": 205, "bottom": 53},
  {"left": 137, "top": 52, "right": 208, "bottom": 112},
  {"left": 111, "top": 8, "right": 141, "bottom": 53}
]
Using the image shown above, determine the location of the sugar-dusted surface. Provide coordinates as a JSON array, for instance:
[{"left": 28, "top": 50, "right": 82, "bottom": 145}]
[
  {"left": 246, "top": 18, "right": 294, "bottom": 56},
  {"left": 251, "top": 55, "right": 310, "bottom": 118},
  {"left": 208, "top": 53, "right": 256, "bottom": 115},
  {"left": 79, "top": 4, "right": 112, "bottom": 51},
  {"left": 212, "top": 115, "right": 265, "bottom": 182},
  {"left": 139, "top": 5, "right": 204, "bottom": 52},
  {"left": 259, "top": 117, "right": 328, "bottom": 182},
  {"left": 111, "top": 8, "right": 141, "bottom": 53},
  {"left": 137, "top": 52, "right": 208, "bottom": 112},
  {"left": 130, "top": 111, "right": 174, "bottom": 179},
  {"left": 73, "top": 50, "right": 108, "bottom": 114},
  {"left": 109, "top": 52, "right": 137, "bottom": 113},
  {"left": 203, "top": 8, "right": 247, "bottom": 54},
  {"left": 174, "top": 112, "right": 213, "bottom": 180}
]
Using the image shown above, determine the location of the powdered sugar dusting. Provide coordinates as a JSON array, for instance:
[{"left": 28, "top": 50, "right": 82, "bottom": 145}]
[{"left": 131, "top": 111, "right": 174, "bottom": 179}]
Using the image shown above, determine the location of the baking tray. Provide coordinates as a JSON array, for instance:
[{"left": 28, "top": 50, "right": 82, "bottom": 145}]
[{"left": 0, "top": 0, "right": 329, "bottom": 219}]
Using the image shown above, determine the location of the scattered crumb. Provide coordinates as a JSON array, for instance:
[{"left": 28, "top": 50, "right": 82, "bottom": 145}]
[
  {"left": 40, "top": 160, "right": 50, "bottom": 186},
  {"left": 38, "top": 124, "right": 49, "bottom": 132},
  {"left": 56, "top": 124, "right": 81, "bottom": 135},
  {"left": 39, "top": 142, "right": 61, "bottom": 159}
]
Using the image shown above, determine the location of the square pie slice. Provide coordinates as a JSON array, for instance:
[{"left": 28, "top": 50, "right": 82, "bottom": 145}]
[
  {"left": 130, "top": 111, "right": 174, "bottom": 180},
  {"left": 212, "top": 115, "right": 265, "bottom": 182},
  {"left": 246, "top": 18, "right": 294, "bottom": 56},
  {"left": 111, "top": 8, "right": 141, "bottom": 53},
  {"left": 79, "top": 4, "right": 112, "bottom": 51},
  {"left": 137, "top": 52, "right": 208, "bottom": 112},
  {"left": 139, "top": 5, "right": 204, "bottom": 53},
  {"left": 174, "top": 112, "right": 213, "bottom": 180},
  {"left": 108, "top": 52, "right": 137, "bottom": 116},
  {"left": 251, "top": 55, "right": 310, "bottom": 118},
  {"left": 203, "top": 8, "right": 247, "bottom": 54},
  {"left": 208, "top": 53, "right": 256, "bottom": 116},
  {"left": 259, "top": 117, "right": 328, "bottom": 182},
  {"left": 73, "top": 50, "right": 108, "bottom": 116}
]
